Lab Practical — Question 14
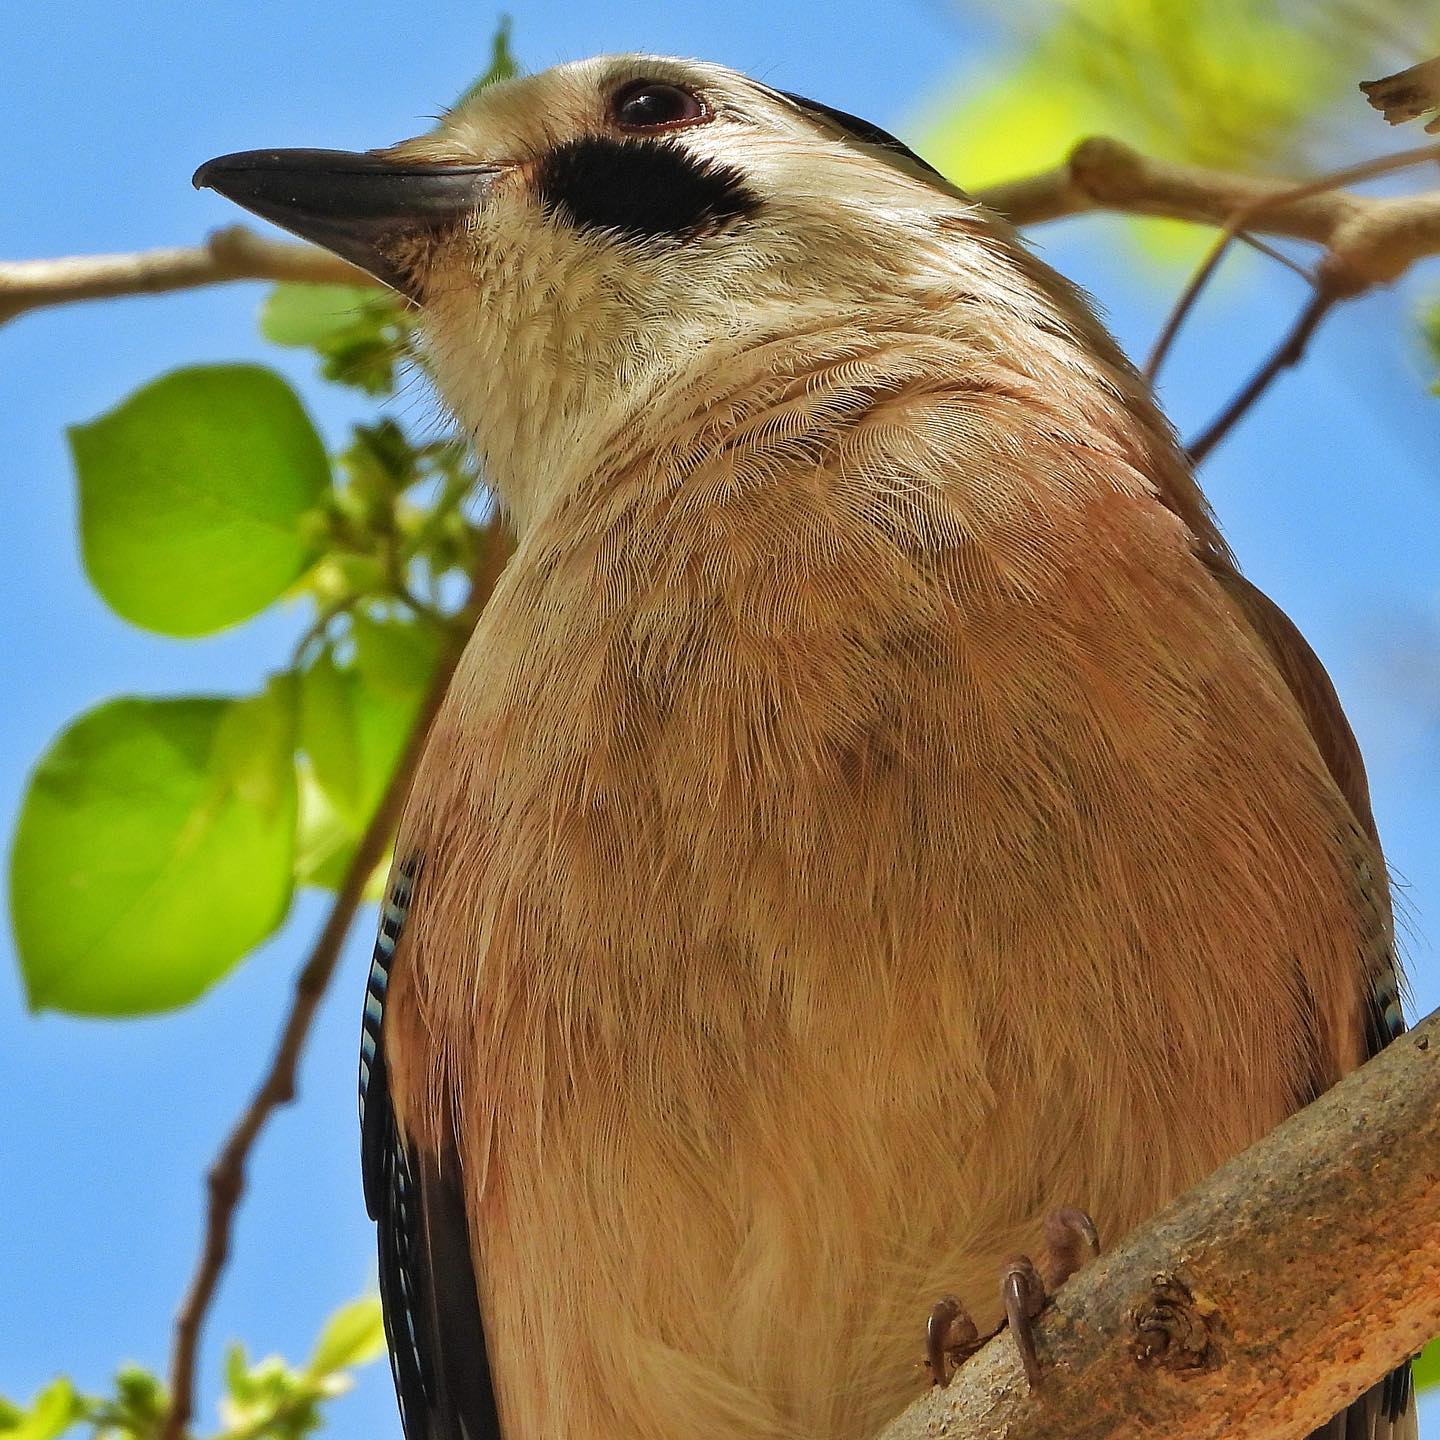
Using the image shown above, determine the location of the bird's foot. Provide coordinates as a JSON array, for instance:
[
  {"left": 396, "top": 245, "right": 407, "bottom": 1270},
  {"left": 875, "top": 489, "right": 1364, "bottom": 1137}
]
[
  {"left": 924, "top": 1293, "right": 982, "bottom": 1386},
  {"left": 924, "top": 1206, "right": 1099, "bottom": 1390}
]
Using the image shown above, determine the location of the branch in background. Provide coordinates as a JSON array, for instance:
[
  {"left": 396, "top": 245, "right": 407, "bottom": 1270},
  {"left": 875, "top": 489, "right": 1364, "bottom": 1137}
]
[
  {"left": 10, "top": 139, "right": 1440, "bottom": 458},
  {"left": 158, "top": 530, "right": 510, "bottom": 1440},
  {"left": 980, "top": 137, "right": 1440, "bottom": 456},
  {"left": 0, "top": 226, "right": 370, "bottom": 326},
  {"left": 1362, "top": 57, "right": 1440, "bottom": 135},
  {"left": 979, "top": 135, "right": 1440, "bottom": 288},
  {"left": 4, "top": 140, "right": 1439, "bottom": 323},
  {"left": 1141, "top": 143, "right": 1440, "bottom": 383},
  {"left": 882, "top": 1006, "right": 1440, "bottom": 1440},
  {"left": 1186, "top": 289, "right": 1338, "bottom": 463}
]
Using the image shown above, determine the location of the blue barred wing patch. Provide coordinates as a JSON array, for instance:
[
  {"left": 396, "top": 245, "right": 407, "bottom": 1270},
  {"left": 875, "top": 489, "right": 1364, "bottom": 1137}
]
[
  {"left": 359, "top": 855, "right": 418, "bottom": 1173},
  {"left": 358, "top": 854, "right": 500, "bottom": 1440}
]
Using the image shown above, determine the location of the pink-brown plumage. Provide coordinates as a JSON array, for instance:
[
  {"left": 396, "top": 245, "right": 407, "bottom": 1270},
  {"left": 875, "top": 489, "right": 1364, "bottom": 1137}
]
[
  {"left": 202, "top": 53, "right": 1404, "bottom": 1440},
  {"left": 386, "top": 84, "right": 1390, "bottom": 1425}
]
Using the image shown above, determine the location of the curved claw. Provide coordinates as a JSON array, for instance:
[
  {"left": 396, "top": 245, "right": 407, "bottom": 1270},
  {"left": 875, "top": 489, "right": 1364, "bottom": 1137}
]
[
  {"left": 925, "top": 1294, "right": 980, "bottom": 1387},
  {"left": 924, "top": 1206, "right": 1101, "bottom": 1393},
  {"left": 1002, "top": 1255, "right": 1046, "bottom": 1390},
  {"left": 1043, "top": 1206, "right": 1100, "bottom": 1289}
]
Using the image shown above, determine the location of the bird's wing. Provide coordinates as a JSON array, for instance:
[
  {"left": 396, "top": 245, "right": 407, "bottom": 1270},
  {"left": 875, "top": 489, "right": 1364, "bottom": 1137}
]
[
  {"left": 360, "top": 857, "right": 502, "bottom": 1440},
  {"left": 1211, "top": 566, "right": 1406, "bottom": 1056},
  {"left": 1212, "top": 566, "right": 1415, "bottom": 1440}
]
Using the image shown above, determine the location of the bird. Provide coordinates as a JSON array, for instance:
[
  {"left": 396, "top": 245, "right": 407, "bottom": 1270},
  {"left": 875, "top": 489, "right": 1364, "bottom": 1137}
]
[{"left": 195, "top": 53, "right": 1413, "bottom": 1440}]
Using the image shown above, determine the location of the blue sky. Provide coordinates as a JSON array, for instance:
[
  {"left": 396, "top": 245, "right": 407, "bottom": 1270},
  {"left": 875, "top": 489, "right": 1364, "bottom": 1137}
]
[{"left": 4, "top": 3, "right": 1438, "bottom": 1435}]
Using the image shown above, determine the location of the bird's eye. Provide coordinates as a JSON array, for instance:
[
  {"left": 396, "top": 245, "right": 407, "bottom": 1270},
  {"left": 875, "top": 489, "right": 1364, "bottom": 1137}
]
[{"left": 611, "top": 80, "right": 709, "bottom": 131}]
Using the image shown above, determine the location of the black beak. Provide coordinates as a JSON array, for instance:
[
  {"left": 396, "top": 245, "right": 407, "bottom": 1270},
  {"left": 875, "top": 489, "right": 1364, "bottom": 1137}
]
[{"left": 192, "top": 148, "right": 502, "bottom": 298}]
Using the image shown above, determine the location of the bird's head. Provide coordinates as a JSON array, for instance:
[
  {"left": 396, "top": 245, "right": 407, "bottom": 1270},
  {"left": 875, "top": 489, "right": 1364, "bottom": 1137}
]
[{"left": 195, "top": 55, "right": 1155, "bottom": 531}]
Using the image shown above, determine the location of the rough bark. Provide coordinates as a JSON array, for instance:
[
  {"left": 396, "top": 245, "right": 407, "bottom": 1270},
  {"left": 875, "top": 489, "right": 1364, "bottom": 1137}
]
[{"left": 879, "top": 1008, "right": 1440, "bottom": 1440}]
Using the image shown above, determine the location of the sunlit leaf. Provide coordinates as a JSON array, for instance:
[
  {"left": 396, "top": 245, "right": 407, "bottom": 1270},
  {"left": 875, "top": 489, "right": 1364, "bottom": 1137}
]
[
  {"left": 293, "top": 646, "right": 423, "bottom": 895},
  {"left": 260, "top": 284, "right": 383, "bottom": 347},
  {"left": 70, "top": 365, "right": 329, "bottom": 636},
  {"left": 1416, "top": 1336, "right": 1440, "bottom": 1390},
  {"left": 0, "top": 1379, "right": 85, "bottom": 1440},
  {"left": 300, "top": 653, "right": 364, "bottom": 821},
  {"left": 451, "top": 15, "right": 519, "bottom": 110},
  {"left": 306, "top": 1297, "right": 387, "bottom": 1377},
  {"left": 215, "top": 674, "right": 300, "bottom": 821},
  {"left": 294, "top": 766, "right": 389, "bottom": 898},
  {"left": 353, "top": 612, "right": 444, "bottom": 699},
  {"left": 10, "top": 692, "right": 297, "bottom": 1015}
]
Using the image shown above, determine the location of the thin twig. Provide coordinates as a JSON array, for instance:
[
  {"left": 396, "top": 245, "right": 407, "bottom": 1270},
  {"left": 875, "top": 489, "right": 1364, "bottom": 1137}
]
[
  {"left": 1142, "top": 141, "right": 1440, "bottom": 384},
  {"left": 2, "top": 141, "right": 1439, "bottom": 335},
  {"left": 1143, "top": 225, "right": 1241, "bottom": 384},
  {"left": 159, "top": 532, "right": 505, "bottom": 1440},
  {"left": 1235, "top": 230, "right": 1313, "bottom": 282},
  {"left": 289, "top": 598, "right": 354, "bottom": 670},
  {"left": 1185, "top": 289, "right": 1339, "bottom": 463},
  {"left": 0, "top": 225, "right": 374, "bottom": 327},
  {"left": 1144, "top": 229, "right": 1313, "bottom": 364}
]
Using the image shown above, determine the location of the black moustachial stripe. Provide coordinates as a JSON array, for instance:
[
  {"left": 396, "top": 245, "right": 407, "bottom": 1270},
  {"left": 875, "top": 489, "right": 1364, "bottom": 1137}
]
[{"left": 537, "top": 136, "right": 760, "bottom": 241}]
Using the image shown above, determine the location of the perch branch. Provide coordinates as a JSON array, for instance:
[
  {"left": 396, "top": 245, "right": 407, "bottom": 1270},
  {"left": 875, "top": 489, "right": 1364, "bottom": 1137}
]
[{"left": 881, "top": 1007, "right": 1440, "bottom": 1440}]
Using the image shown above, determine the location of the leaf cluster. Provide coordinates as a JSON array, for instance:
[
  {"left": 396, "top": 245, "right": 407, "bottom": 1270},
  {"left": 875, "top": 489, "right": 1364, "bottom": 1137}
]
[
  {"left": 925, "top": 0, "right": 1440, "bottom": 257},
  {"left": 0, "top": 1300, "right": 385, "bottom": 1440},
  {"left": 8, "top": 275, "right": 495, "bottom": 1016}
]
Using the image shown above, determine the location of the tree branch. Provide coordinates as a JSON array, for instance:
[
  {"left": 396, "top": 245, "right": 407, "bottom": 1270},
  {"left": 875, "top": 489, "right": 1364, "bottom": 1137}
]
[
  {"left": 0, "top": 225, "right": 372, "bottom": 326},
  {"left": 6, "top": 139, "right": 1440, "bottom": 330},
  {"left": 158, "top": 532, "right": 509, "bottom": 1440},
  {"left": 881, "top": 1007, "right": 1440, "bottom": 1440},
  {"left": 982, "top": 139, "right": 1440, "bottom": 457},
  {"left": 1185, "top": 289, "right": 1339, "bottom": 463},
  {"left": 981, "top": 137, "right": 1440, "bottom": 287}
]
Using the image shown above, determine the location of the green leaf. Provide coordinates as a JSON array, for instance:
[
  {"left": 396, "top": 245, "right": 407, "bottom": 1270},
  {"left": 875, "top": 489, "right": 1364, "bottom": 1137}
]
[
  {"left": 452, "top": 16, "right": 518, "bottom": 109},
  {"left": 300, "top": 654, "right": 363, "bottom": 821},
  {"left": 306, "top": 1297, "right": 387, "bottom": 1376},
  {"left": 215, "top": 675, "right": 300, "bottom": 821},
  {"left": 10, "top": 692, "right": 297, "bottom": 1015},
  {"left": 260, "top": 286, "right": 413, "bottom": 395},
  {"left": 295, "top": 766, "right": 364, "bottom": 893},
  {"left": 353, "top": 612, "right": 444, "bottom": 699},
  {"left": 70, "top": 365, "right": 330, "bottom": 636},
  {"left": 294, "top": 656, "right": 422, "bottom": 894},
  {"left": 0, "top": 1379, "right": 85, "bottom": 1440},
  {"left": 110, "top": 1367, "right": 164, "bottom": 1428},
  {"left": 223, "top": 1342, "right": 254, "bottom": 1406},
  {"left": 1415, "top": 1336, "right": 1440, "bottom": 1391},
  {"left": 259, "top": 284, "right": 381, "bottom": 347}
]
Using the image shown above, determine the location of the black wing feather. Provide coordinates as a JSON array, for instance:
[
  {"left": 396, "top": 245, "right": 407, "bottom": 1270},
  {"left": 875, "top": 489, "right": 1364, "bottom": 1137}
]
[
  {"left": 360, "top": 857, "right": 502, "bottom": 1440},
  {"left": 775, "top": 90, "right": 947, "bottom": 180}
]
